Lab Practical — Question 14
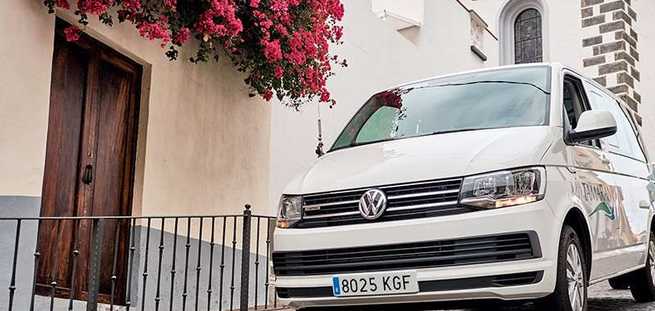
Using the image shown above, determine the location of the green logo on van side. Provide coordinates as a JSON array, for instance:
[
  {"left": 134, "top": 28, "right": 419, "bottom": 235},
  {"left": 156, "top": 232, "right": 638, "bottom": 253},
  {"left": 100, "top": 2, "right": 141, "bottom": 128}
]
[{"left": 589, "top": 202, "right": 616, "bottom": 221}]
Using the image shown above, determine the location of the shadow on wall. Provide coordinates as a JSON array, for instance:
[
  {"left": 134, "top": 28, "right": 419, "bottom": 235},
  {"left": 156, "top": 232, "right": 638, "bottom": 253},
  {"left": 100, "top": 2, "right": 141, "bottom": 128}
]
[{"left": 0, "top": 196, "right": 40, "bottom": 310}]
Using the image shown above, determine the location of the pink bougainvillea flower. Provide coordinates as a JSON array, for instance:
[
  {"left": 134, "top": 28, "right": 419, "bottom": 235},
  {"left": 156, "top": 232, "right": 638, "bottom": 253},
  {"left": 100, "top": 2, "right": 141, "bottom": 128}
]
[
  {"left": 334, "top": 26, "right": 344, "bottom": 41},
  {"left": 195, "top": 0, "right": 242, "bottom": 39},
  {"left": 274, "top": 66, "right": 284, "bottom": 79},
  {"left": 77, "top": 0, "right": 111, "bottom": 15},
  {"left": 56, "top": 0, "right": 70, "bottom": 9},
  {"left": 270, "top": 0, "right": 288, "bottom": 12},
  {"left": 163, "top": 0, "right": 176, "bottom": 10},
  {"left": 320, "top": 90, "right": 330, "bottom": 102},
  {"left": 137, "top": 20, "right": 171, "bottom": 47},
  {"left": 377, "top": 88, "right": 410, "bottom": 109},
  {"left": 262, "top": 39, "right": 282, "bottom": 62},
  {"left": 42, "top": 0, "right": 346, "bottom": 107},
  {"left": 121, "top": 0, "right": 141, "bottom": 11},
  {"left": 263, "top": 90, "right": 274, "bottom": 101},
  {"left": 64, "top": 26, "right": 81, "bottom": 42},
  {"left": 173, "top": 27, "right": 191, "bottom": 45}
]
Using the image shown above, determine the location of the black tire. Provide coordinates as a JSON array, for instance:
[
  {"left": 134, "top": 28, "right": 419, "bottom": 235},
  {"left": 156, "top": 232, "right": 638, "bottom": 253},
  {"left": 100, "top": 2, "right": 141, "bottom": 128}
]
[
  {"left": 537, "top": 225, "right": 587, "bottom": 311},
  {"left": 608, "top": 275, "right": 630, "bottom": 290},
  {"left": 628, "top": 231, "right": 655, "bottom": 302}
]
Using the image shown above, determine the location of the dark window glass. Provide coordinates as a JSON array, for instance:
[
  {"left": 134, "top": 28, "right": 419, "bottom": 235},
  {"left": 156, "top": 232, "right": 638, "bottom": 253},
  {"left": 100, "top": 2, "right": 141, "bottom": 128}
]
[
  {"left": 563, "top": 77, "right": 592, "bottom": 146},
  {"left": 563, "top": 79, "right": 584, "bottom": 129},
  {"left": 514, "top": 8, "right": 543, "bottom": 64},
  {"left": 331, "top": 67, "right": 551, "bottom": 151},
  {"left": 585, "top": 83, "right": 646, "bottom": 161}
]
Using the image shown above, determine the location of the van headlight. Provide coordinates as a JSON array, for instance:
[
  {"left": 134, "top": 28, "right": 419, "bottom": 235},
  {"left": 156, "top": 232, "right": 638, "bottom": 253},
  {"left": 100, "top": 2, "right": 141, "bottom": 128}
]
[
  {"left": 459, "top": 167, "right": 545, "bottom": 209},
  {"left": 277, "top": 195, "right": 303, "bottom": 228}
]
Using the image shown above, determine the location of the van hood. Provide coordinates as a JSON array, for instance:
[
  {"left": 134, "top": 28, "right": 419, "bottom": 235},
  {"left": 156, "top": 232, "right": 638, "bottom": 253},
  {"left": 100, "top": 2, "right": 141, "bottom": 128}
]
[{"left": 284, "top": 126, "right": 559, "bottom": 194}]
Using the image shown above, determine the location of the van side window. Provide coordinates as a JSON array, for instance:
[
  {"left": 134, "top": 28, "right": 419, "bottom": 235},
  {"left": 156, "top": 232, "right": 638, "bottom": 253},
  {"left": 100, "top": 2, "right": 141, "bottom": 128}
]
[
  {"left": 585, "top": 89, "right": 621, "bottom": 150},
  {"left": 563, "top": 76, "right": 591, "bottom": 145},
  {"left": 584, "top": 82, "right": 646, "bottom": 162},
  {"left": 621, "top": 105, "right": 649, "bottom": 161}
]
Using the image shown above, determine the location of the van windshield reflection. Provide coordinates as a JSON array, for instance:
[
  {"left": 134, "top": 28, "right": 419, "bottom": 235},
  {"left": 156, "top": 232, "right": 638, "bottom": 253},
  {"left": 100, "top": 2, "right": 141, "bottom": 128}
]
[{"left": 331, "top": 66, "right": 552, "bottom": 151}]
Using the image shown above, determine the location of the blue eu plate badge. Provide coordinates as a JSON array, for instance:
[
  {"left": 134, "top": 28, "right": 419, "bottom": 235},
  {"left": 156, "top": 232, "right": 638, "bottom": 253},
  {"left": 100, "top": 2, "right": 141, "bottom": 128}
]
[{"left": 332, "top": 276, "right": 341, "bottom": 295}]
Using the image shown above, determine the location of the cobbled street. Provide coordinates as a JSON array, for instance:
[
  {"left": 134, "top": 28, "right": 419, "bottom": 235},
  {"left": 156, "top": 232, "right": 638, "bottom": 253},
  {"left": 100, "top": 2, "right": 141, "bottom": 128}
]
[
  {"left": 432, "top": 282, "right": 655, "bottom": 311},
  {"left": 278, "top": 283, "right": 655, "bottom": 311},
  {"left": 585, "top": 283, "right": 655, "bottom": 311}
]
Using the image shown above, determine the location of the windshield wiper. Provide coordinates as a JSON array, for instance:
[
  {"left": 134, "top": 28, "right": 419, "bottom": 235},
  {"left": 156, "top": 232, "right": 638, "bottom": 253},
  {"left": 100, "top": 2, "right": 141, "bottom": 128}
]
[{"left": 419, "top": 128, "right": 485, "bottom": 138}]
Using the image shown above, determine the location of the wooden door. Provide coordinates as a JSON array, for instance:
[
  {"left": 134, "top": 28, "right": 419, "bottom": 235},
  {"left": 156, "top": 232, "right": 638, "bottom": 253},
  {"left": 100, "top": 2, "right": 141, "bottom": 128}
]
[{"left": 36, "top": 20, "right": 141, "bottom": 304}]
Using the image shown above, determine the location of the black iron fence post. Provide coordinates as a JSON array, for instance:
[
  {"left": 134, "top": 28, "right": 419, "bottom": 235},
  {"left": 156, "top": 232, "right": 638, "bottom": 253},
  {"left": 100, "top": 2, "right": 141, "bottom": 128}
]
[
  {"left": 86, "top": 219, "right": 104, "bottom": 311},
  {"left": 240, "top": 205, "right": 252, "bottom": 311},
  {"left": 8, "top": 219, "right": 21, "bottom": 311}
]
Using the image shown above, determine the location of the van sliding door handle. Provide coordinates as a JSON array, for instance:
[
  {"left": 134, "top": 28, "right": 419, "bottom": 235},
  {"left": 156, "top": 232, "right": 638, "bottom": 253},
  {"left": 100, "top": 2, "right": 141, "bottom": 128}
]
[{"left": 639, "top": 200, "right": 651, "bottom": 209}]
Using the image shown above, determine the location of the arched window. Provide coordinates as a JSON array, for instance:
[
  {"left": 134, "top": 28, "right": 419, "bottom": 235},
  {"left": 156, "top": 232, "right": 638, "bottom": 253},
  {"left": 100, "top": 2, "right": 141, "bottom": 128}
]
[
  {"left": 498, "top": 0, "right": 547, "bottom": 65},
  {"left": 514, "top": 9, "right": 543, "bottom": 64}
]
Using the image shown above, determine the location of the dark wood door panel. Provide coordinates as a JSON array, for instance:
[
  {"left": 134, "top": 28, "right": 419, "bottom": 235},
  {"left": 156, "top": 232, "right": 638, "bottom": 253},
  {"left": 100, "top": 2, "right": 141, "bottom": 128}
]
[
  {"left": 37, "top": 37, "right": 89, "bottom": 292},
  {"left": 79, "top": 60, "right": 135, "bottom": 301},
  {"left": 37, "top": 20, "right": 141, "bottom": 305},
  {"left": 93, "top": 60, "right": 133, "bottom": 217}
]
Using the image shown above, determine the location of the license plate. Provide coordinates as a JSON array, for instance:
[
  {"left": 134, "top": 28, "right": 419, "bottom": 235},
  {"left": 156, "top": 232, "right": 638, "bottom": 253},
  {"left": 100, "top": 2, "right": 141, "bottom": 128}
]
[{"left": 332, "top": 271, "right": 418, "bottom": 297}]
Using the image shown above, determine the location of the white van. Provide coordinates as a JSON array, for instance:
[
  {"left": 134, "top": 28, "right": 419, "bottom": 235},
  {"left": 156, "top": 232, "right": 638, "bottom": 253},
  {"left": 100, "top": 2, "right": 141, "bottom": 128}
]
[{"left": 272, "top": 64, "right": 655, "bottom": 311}]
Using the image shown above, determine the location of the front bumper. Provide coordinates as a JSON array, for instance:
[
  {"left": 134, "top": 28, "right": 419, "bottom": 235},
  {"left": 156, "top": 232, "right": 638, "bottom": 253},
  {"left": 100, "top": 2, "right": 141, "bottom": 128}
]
[{"left": 273, "top": 200, "right": 560, "bottom": 308}]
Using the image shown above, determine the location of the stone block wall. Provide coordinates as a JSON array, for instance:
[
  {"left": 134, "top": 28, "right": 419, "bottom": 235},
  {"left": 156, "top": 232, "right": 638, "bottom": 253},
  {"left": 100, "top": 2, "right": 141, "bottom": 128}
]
[{"left": 581, "top": 0, "right": 641, "bottom": 123}]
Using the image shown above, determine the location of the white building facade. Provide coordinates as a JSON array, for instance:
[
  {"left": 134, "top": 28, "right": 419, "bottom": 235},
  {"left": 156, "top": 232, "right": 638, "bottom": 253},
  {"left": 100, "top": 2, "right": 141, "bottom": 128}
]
[{"left": 269, "top": 0, "right": 655, "bottom": 214}]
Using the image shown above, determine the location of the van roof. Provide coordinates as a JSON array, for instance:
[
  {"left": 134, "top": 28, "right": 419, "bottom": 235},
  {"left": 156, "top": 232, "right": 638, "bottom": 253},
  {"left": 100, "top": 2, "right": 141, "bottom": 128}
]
[
  {"left": 389, "top": 63, "right": 624, "bottom": 109},
  {"left": 393, "top": 63, "right": 555, "bottom": 90}
]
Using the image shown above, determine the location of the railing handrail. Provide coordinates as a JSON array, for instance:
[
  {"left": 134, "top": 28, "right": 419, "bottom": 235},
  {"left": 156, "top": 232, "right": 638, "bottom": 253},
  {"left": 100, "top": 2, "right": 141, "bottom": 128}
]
[{"left": 0, "top": 214, "right": 276, "bottom": 220}]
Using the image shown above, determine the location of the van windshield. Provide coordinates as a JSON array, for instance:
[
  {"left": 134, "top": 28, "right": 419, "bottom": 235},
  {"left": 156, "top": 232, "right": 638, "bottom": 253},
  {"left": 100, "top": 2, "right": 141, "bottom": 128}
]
[{"left": 331, "top": 66, "right": 552, "bottom": 151}]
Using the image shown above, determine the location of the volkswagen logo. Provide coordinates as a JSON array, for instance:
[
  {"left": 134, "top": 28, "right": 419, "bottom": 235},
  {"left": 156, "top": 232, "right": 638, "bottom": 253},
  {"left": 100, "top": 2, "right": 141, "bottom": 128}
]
[{"left": 358, "top": 189, "right": 388, "bottom": 220}]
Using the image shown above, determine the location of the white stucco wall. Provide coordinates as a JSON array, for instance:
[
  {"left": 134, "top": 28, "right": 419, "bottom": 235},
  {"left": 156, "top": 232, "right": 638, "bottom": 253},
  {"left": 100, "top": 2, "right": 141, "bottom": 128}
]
[
  {"left": 371, "top": 0, "right": 424, "bottom": 23},
  {"left": 0, "top": 0, "right": 271, "bottom": 216},
  {"left": 634, "top": 0, "right": 655, "bottom": 157},
  {"left": 0, "top": 0, "right": 55, "bottom": 196}
]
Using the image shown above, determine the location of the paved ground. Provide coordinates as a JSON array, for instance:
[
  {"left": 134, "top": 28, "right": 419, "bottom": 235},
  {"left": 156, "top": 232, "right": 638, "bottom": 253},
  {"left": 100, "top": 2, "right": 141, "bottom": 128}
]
[
  {"left": 434, "top": 282, "right": 655, "bottom": 311},
  {"left": 585, "top": 282, "right": 655, "bottom": 311},
  {"left": 278, "top": 282, "right": 655, "bottom": 310}
]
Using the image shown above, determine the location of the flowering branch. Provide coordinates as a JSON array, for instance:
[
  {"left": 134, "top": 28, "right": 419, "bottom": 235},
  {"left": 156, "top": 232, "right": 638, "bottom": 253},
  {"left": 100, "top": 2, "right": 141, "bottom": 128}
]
[{"left": 44, "top": 0, "right": 346, "bottom": 108}]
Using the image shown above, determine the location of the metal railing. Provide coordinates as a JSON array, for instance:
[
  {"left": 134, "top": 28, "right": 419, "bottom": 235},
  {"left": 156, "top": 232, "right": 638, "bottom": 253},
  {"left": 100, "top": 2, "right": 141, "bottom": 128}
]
[{"left": 0, "top": 205, "right": 279, "bottom": 311}]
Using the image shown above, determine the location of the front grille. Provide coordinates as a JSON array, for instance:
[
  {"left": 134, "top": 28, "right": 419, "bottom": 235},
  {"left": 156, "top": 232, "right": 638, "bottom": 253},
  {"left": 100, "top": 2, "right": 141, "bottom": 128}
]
[
  {"left": 273, "top": 232, "right": 540, "bottom": 276},
  {"left": 297, "top": 178, "right": 467, "bottom": 228},
  {"left": 275, "top": 271, "right": 544, "bottom": 298}
]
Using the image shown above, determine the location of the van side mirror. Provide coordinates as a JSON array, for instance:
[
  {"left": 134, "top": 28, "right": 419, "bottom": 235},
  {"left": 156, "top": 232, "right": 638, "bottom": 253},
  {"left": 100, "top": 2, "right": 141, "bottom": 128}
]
[{"left": 568, "top": 110, "right": 617, "bottom": 143}]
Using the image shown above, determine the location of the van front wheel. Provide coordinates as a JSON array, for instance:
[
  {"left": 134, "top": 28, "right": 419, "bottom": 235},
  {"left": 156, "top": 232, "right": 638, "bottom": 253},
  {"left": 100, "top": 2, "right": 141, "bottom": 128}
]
[
  {"left": 628, "top": 232, "right": 655, "bottom": 302},
  {"left": 537, "top": 225, "right": 587, "bottom": 311}
]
